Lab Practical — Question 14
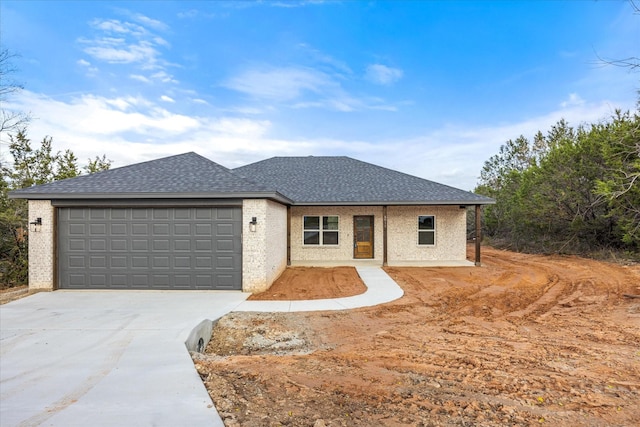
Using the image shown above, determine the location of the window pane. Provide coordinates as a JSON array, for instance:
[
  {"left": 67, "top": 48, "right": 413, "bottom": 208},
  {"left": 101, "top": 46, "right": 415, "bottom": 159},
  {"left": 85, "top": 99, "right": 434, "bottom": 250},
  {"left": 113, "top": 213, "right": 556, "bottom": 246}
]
[
  {"left": 304, "top": 231, "right": 320, "bottom": 245},
  {"left": 304, "top": 216, "right": 320, "bottom": 230},
  {"left": 323, "top": 231, "right": 339, "bottom": 245},
  {"left": 323, "top": 216, "right": 339, "bottom": 230},
  {"left": 418, "top": 215, "right": 434, "bottom": 230},
  {"left": 419, "top": 231, "right": 435, "bottom": 245}
]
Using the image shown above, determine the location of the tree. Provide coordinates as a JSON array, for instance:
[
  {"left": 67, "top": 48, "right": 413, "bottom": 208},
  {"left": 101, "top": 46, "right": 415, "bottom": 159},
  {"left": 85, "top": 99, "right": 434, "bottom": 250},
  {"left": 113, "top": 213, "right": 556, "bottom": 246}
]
[
  {"left": 0, "top": 48, "right": 31, "bottom": 138},
  {"left": 595, "top": 110, "right": 640, "bottom": 249},
  {"left": 1, "top": 131, "right": 111, "bottom": 287},
  {"left": 475, "top": 111, "right": 639, "bottom": 256},
  {"left": 594, "top": 1, "right": 639, "bottom": 71},
  {"left": 85, "top": 154, "right": 112, "bottom": 174}
]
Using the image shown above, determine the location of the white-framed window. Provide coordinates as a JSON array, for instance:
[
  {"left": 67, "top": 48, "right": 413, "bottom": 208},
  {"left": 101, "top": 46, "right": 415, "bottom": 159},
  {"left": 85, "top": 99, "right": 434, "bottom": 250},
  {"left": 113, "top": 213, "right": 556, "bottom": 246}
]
[
  {"left": 303, "top": 215, "right": 339, "bottom": 246},
  {"left": 418, "top": 215, "right": 435, "bottom": 245}
]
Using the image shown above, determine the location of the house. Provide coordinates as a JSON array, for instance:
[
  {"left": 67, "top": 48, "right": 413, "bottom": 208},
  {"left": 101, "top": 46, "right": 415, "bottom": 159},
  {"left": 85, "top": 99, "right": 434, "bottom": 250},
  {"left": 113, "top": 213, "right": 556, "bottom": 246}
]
[{"left": 9, "top": 152, "right": 494, "bottom": 293}]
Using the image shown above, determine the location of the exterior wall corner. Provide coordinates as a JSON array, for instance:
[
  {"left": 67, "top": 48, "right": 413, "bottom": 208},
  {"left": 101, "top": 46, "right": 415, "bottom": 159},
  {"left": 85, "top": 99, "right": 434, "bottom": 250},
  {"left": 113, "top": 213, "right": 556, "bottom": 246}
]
[
  {"left": 241, "top": 199, "right": 288, "bottom": 293},
  {"left": 27, "top": 200, "right": 55, "bottom": 290}
]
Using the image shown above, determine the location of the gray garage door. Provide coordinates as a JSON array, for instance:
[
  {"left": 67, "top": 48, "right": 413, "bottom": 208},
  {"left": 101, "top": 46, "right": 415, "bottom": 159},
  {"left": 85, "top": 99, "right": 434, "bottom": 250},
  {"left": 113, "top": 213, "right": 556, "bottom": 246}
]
[{"left": 58, "top": 207, "right": 242, "bottom": 290}]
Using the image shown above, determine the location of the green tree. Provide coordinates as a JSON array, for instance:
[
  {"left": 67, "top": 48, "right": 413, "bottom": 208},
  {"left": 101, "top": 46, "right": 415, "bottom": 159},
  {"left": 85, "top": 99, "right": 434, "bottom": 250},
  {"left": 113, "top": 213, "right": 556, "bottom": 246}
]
[
  {"left": 595, "top": 110, "right": 640, "bottom": 249},
  {"left": 84, "top": 154, "right": 112, "bottom": 174},
  {"left": 475, "top": 111, "right": 639, "bottom": 257},
  {"left": 1, "top": 131, "right": 111, "bottom": 287}
]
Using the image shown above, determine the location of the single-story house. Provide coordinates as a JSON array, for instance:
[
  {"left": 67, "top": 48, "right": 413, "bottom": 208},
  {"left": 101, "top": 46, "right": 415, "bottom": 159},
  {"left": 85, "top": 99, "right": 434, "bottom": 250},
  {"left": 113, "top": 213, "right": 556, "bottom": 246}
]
[{"left": 9, "top": 152, "right": 494, "bottom": 293}]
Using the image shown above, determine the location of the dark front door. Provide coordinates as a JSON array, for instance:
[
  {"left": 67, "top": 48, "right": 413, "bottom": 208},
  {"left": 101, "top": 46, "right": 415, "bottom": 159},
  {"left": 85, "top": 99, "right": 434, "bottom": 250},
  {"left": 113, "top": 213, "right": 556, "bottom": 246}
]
[{"left": 354, "top": 215, "right": 374, "bottom": 259}]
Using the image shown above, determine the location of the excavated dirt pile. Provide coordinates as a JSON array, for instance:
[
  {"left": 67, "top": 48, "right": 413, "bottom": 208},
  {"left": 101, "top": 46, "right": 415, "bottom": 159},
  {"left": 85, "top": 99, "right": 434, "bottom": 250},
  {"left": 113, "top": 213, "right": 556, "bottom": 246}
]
[{"left": 193, "top": 247, "right": 640, "bottom": 426}]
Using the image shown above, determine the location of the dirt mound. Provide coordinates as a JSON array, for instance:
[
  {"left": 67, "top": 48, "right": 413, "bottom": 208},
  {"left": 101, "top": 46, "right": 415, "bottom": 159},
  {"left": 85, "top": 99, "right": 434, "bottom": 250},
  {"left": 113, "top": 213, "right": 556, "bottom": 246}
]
[
  {"left": 248, "top": 267, "right": 366, "bottom": 301},
  {"left": 193, "top": 247, "right": 640, "bottom": 426}
]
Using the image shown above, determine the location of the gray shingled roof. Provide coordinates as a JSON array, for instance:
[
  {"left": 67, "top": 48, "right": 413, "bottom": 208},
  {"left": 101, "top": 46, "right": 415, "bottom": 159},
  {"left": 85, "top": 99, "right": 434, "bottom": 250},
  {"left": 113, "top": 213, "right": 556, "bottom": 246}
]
[
  {"left": 10, "top": 152, "right": 493, "bottom": 205},
  {"left": 9, "top": 152, "right": 287, "bottom": 201},
  {"left": 234, "top": 156, "right": 494, "bottom": 205}
]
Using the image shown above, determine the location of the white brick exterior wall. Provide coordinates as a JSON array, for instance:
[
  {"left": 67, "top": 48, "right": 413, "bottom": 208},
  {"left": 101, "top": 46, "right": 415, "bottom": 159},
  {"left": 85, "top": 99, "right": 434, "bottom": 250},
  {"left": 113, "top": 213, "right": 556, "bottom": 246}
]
[
  {"left": 290, "top": 205, "right": 467, "bottom": 267},
  {"left": 290, "top": 206, "right": 384, "bottom": 266},
  {"left": 242, "top": 199, "right": 288, "bottom": 293},
  {"left": 28, "top": 200, "right": 55, "bottom": 290},
  {"left": 387, "top": 205, "right": 467, "bottom": 265}
]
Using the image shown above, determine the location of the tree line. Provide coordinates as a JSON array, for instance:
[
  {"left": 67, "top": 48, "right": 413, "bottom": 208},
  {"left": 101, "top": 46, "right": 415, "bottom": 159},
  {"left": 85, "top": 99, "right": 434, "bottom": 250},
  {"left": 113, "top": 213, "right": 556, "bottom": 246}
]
[
  {"left": 1, "top": 132, "right": 112, "bottom": 287},
  {"left": 1, "top": 48, "right": 111, "bottom": 287},
  {"left": 474, "top": 107, "right": 639, "bottom": 258}
]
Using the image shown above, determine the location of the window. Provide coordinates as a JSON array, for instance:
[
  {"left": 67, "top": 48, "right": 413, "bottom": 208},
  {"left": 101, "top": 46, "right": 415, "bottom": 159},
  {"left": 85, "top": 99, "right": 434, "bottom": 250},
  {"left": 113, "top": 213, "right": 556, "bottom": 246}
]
[
  {"left": 418, "top": 215, "right": 435, "bottom": 245},
  {"left": 304, "top": 216, "right": 339, "bottom": 245}
]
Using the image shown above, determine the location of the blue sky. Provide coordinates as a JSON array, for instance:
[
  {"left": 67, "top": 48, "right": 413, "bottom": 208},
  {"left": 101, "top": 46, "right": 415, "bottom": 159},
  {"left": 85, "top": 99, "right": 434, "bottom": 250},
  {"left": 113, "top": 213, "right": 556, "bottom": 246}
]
[{"left": 1, "top": 0, "right": 638, "bottom": 190}]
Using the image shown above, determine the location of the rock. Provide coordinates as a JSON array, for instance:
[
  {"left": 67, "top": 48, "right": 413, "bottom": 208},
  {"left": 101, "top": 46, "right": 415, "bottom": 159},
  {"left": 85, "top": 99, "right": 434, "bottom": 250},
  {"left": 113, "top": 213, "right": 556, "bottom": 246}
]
[{"left": 313, "top": 420, "right": 327, "bottom": 427}]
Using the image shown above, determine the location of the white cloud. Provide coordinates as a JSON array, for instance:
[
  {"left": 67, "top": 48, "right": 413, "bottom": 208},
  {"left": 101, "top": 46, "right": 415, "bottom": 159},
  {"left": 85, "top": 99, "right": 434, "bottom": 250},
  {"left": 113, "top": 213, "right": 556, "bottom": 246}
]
[
  {"left": 81, "top": 37, "right": 160, "bottom": 65},
  {"left": 9, "top": 89, "right": 634, "bottom": 191},
  {"left": 78, "top": 15, "right": 174, "bottom": 85},
  {"left": 160, "top": 95, "right": 175, "bottom": 103},
  {"left": 131, "top": 13, "right": 169, "bottom": 31},
  {"left": 365, "top": 64, "right": 403, "bottom": 85},
  {"left": 560, "top": 93, "right": 585, "bottom": 108},
  {"left": 77, "top": 59, "right": 91, "bottom": 67},
  {"left": 223, "top": 65, "right": 398, "bottom": 112},
  {"left": 130, "top": 74, "right": 151, "bottom": 83},
  {"left": 223, "top": 66, "right": 332, "bottom": 101}
]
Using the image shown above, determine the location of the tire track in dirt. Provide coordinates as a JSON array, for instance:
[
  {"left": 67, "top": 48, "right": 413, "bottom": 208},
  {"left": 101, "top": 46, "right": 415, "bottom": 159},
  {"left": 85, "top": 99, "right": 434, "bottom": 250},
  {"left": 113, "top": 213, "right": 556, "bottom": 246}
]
[{"left": 195, "top": 247, "right": 640, "bottom": 427}]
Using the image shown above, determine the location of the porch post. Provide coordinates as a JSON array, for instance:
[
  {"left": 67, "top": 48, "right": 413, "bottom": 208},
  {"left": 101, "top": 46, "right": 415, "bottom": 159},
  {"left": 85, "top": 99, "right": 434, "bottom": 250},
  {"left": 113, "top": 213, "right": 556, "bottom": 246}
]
[
  {"left": 286, "top": 206, "right": 291, "bottom": 266},
  {"left": 475, "top": 204, "right": 482, "bottom": 266},
  {"left": 383, "top": 205, "right": 388, "bottom": 266}
]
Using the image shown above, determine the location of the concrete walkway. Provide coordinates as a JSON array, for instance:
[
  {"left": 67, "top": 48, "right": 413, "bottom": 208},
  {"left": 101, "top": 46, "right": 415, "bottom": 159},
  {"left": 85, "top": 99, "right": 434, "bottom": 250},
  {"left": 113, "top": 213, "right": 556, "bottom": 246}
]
[
  {"left": 233, "top": 267, "right": 404, "bottom": 312},
  {"left": 0, "top": 267, "right": 403, "bottom": 427}
]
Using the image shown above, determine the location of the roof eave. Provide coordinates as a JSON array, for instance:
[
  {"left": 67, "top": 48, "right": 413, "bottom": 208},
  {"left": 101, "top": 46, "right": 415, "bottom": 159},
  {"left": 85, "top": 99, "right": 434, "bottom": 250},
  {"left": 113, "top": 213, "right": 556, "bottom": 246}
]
[
  {"left": 8, "top": 191, "right": 294, "bottom": 205},
  {"left": 292, "top": 199, "right": 495, "bottom": 206}
]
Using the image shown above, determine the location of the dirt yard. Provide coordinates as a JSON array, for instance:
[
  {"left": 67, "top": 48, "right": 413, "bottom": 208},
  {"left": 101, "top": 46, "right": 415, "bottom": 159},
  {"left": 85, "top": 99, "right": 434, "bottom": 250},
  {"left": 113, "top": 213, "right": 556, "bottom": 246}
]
[
  {"left": 248, "top": 267, "right": 366, "bottom": 301},
  {"left": 193, "top": 247, "right": 640, "bottom": 426}
]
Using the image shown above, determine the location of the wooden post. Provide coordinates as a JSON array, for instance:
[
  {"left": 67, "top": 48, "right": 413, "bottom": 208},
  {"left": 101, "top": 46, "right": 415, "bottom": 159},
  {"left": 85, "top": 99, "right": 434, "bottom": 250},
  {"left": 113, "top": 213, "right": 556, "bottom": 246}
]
[
  {"left": 286, "top": 206, "right": 291, "bottom": 266},
  {"left": 383, "top": 206, "right": 388, "bottom": 266},
  {"left": 475, "top": 204, "right": 481, "bottom": 266}
]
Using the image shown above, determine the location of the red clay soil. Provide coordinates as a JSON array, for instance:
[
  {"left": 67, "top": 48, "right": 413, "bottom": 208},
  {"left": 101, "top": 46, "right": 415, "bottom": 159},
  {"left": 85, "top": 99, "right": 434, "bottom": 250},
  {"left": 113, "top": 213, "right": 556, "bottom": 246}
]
[
  {"left": 194, "top": 246, "right": 640, "bottom": 427},
  {"left": 248, "top": 267, "right": 367, "bottom": 301}
]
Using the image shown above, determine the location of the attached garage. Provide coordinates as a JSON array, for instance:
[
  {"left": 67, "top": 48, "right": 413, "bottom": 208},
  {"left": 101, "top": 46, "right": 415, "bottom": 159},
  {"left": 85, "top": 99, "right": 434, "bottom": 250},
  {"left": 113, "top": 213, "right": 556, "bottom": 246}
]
[
  {"left": 9, "top": 152, "right": 492, "bottom": 294},
  {"left": 58, "top": 206, "right": 242, "bottom": 290}
]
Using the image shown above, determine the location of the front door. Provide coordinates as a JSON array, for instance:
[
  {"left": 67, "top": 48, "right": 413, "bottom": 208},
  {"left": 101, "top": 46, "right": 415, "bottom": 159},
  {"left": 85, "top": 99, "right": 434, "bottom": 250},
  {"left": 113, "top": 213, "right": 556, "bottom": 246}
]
[{"left": 354, "top": 216, "right": 374, "bottom": 259}]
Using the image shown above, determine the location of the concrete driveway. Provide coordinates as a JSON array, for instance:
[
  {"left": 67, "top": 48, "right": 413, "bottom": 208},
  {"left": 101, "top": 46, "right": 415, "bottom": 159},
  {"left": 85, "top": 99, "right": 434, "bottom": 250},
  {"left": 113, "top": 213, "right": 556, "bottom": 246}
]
[{"left": 0, "top": 291, "right": 248, "bottom": 427}]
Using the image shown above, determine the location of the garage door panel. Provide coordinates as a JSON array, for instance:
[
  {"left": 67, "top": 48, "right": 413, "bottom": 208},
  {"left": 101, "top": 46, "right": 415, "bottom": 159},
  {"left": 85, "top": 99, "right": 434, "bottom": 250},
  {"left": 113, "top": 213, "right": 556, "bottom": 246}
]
[
  {"left": 68, "top": 256, "right": 85, "bottom": 268},
  {"left": 153, "top": 224, "right": 170, "bottom": 235},
  {"left": 111, "top": 224, "right": 127, "bottom": 235},
  {"left": 174, "top": 224, "right": 191, "bottom": 235},
  {"left": 69, "top": 239, "right": 85, "bottom": 251},
  {"left": 174, "top": 256, "right": 191, "bottom": 268},
  {"left": 90, "top": 239, "right": 106, "bottom": 251},
  {"left": 111, "top": 240, "right": 128, "bottom": 251},
  {"left": 132, "top": 256, "right": 149, "bottom": 268},
  {"left": 132, "top": 239, "right": 148, "bottom": 251},
  {"left": 174, "top": 240, "right": 190, "bottom": 251},
  {"left": 131, "top": 223, "right": 148, "bottom": 235},
  {"left": 153, "top": 240, "right": 170, "bottom": 251},
  {"left": 90, "top": 224, "right": 106, "bottom": 234},
  {"left": 111, "top": 256, "right": 127, "bottom": 268},
  {"left": 58, "top": 207, "right": 241, "bottom": 290},
  {"left": 195, "top": 240, "right": 212, "bottom": 251},
  {"left": 153, "top": 256, "right": 170, "bottom": 268},
  {"left": 90, "top": 275, "right": 107, "bottom": 287},
  {"left": 90, "top": 256, "right": 107, "bottom": 268}
]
